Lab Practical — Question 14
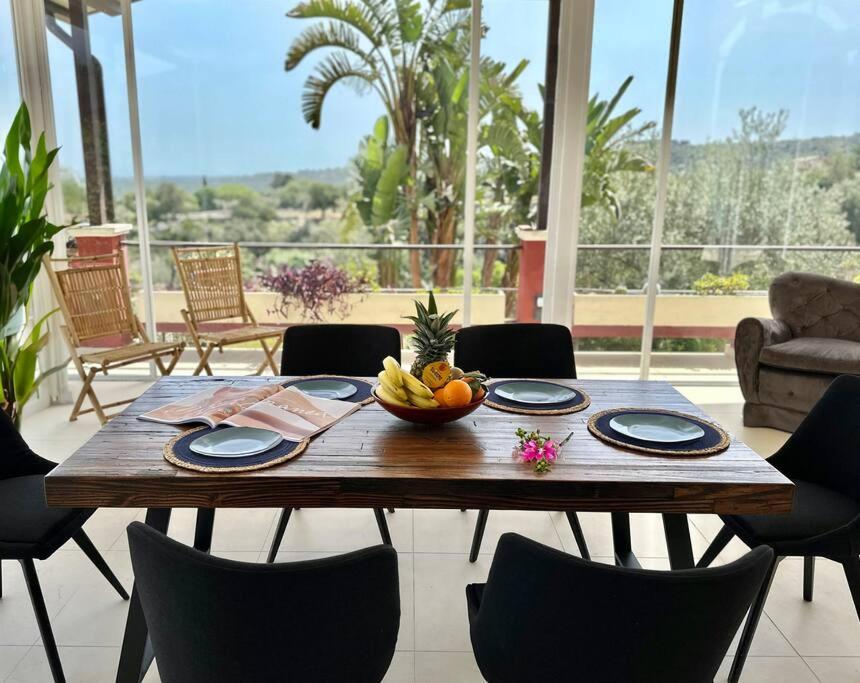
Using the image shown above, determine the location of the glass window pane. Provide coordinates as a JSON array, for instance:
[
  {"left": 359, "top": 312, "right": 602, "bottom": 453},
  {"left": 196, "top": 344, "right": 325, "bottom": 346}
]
[
  {"left": 661, "top": 1, "right": 860, "bottom": 381},
  {"left": 575, "top": 1, "right": 674, "bottom": 378},
  {"left": 478, "top": 0, "right": 550, "bottom": 326},
  {"left": 0, "top": 0, "right": 18, "bottom": 127}
]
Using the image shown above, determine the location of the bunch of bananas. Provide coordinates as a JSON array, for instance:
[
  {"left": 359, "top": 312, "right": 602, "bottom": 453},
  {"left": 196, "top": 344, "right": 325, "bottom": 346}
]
[{"left": 376, "top": 356, "right": 440, "bottom": 408}]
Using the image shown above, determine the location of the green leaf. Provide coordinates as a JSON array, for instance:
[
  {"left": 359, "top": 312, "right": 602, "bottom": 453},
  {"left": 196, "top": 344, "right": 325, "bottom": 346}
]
[
  {"left": 395, "top": 0, "right": 422, "bottom": 42},
  {"left": 371, "top": 144, "right": 407, "bottom": 226}
]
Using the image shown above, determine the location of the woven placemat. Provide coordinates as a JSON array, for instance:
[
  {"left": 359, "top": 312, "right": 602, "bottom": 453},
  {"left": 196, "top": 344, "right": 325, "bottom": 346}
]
[
  {"left": 163, "top": 426, "right": 308, "bottom": 473},
  {"left": 587, "top": 408, "right": 730, "bottom": 457},
  {"left": 280, "top": 375, "right": 374, "bottom": 406},
  {"left": 484, "top": 380, "right": 591, "bottom": 416}
]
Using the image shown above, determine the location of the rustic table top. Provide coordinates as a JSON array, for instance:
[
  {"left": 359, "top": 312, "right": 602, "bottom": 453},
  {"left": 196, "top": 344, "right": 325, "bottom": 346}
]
[{"left": 45, "top": 376, "right": 794, "bottom": 514}]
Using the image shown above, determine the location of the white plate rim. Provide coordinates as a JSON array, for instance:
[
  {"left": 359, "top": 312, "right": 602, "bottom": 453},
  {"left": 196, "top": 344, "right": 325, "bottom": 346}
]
[
  {"left": 494, "top": 381, "right": 577, "bottom": 406},
  {"left": 291, "top": 378, "right": 358, "bottom": 400},
  {"left": 189, "top": 427, "right": 283, "bottom": 458},
  {"left": 608, "top": 413, "right": 705, "bottom": 444}
]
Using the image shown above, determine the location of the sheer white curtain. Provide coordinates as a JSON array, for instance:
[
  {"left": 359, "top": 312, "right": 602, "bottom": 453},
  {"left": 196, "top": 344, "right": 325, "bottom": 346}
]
[{"left": 11, "top": 0, "right": 71, "bottom": 407}]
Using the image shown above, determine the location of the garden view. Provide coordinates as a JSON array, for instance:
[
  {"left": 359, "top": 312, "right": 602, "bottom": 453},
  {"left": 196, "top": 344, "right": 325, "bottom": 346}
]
[{"left": 52, "top": 1, "right": 860, "bottom": 355}]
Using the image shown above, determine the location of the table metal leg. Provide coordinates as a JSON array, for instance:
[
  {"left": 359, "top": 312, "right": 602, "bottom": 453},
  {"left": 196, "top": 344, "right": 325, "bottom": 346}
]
[
  {"left": 662, "top": 513, "right": 694, "bottom": 570},
  {"left": 116, "top": 508, "right": 171, "bottom": 683},
  {"left": 194, "top": 508, "right": 216, "bottom": 554},
  {"left": 611, "top": 513, "right": 641, "bottom": 569}
]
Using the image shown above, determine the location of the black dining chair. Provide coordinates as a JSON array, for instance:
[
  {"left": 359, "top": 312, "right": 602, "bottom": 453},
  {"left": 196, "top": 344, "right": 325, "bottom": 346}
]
[
  {"left": 127, "top": 522, "right": 400, "bottom": 683},
  {"left": 0, "top": 411, "right": 129, "bottom": 683},
  {"left": 466, "top": 533, "right": 774, "bottom": 683},
  {"left": 697, "top": 373, "right": 860, "bottom": 683},
  {"left": 454, "top": 323, "right": 589, "bottom": 562},
  {"left": 266, "top": 324, "right": 402, "bottom": 562}
]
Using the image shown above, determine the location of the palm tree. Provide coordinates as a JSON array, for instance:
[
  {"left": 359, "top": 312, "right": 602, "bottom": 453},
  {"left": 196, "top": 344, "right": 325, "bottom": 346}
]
[{"left": 285, "top": 0, "right": 470, "bottom": 287}]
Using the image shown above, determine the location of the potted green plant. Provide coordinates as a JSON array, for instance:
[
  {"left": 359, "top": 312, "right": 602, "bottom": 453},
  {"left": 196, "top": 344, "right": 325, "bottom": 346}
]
[{"left": 0, "top": 103, "right": 67, "bottom": 428}]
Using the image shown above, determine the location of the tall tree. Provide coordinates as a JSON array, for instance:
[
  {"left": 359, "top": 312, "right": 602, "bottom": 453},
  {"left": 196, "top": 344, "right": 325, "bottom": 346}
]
[{"left": 285, "top": 0, "right": 470, "bottom": 287}]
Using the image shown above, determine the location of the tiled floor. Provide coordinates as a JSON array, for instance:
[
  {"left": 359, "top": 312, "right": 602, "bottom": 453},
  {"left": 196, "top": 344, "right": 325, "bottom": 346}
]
[{"left": 1, "top": 380, "right": 858, "bottom": 682}]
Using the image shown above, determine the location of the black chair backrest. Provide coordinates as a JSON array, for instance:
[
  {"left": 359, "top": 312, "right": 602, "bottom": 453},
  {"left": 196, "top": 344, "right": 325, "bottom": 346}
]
[
  {"left": 454, "top": 323, "right": 576, "bottom": 379},
  {"left": 0, "top": 411, "right": 55, "bottom": 481},
  {"left": 469, "top": 533, "right": 773, "bottom": 683},
  {"left": 280, "top": 324, "right": 401, "bottom": 376},
  {"left": 127, "top": 522, "right": 400, "bottom": 683},
  {"left": 769, "top": 374, "right": 860, "bottom": 501}
]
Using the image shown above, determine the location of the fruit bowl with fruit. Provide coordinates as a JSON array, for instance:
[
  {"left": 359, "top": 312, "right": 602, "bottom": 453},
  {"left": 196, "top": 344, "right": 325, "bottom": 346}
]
[
  {"left": 374, "top": 357, "right": 487, "bottom": 425},
  {"left": 373, "top": 293, "right": 488, "bottom": 425}
]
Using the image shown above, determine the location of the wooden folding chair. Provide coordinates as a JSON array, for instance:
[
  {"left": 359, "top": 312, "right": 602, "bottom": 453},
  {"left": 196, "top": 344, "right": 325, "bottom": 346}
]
[
  {"left": 44, "top": 253, "right": 185, "bottom": 424},
  {"left": 172, "top": 244, "right": 282, "bottom": 376}
]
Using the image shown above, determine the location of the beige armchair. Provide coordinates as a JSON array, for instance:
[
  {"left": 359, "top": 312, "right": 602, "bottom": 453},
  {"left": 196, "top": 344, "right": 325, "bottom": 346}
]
[{"left": 736, "top": 272, "right": 860, "bottom": 431}]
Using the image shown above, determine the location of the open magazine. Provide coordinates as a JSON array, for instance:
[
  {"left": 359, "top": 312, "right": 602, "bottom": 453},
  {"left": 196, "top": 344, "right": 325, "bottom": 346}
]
[{"left": 139, "top": 383, "right": 359, "bottom": 442}]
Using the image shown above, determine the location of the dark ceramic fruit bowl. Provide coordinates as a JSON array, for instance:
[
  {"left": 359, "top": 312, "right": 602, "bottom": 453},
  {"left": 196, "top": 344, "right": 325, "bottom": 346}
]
[{"left": 372, "top": 386, "right": 486, "bottom": 425}]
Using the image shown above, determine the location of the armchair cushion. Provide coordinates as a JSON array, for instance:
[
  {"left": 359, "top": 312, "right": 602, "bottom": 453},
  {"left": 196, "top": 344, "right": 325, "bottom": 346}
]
[{"left": 760, "top": 337, "right": 860, "bottom": 376}]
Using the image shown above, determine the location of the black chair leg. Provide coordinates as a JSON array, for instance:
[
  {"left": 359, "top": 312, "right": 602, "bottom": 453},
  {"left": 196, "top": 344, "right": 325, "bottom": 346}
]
[
  {"left": 374, "top": 508, "right": 393, "bottom": 545},
  {"left": 729, "top": 555, "right": 782, "bottom": 683},
  {"left": 266, "top": 508, "right": 293, "bottom": 563},
  {"left": 565, "top": 512, "right": 590, "bottom": 560},
  {"left": 19, "top": 558, "right": 65, "bottom": 683},
  {"left": 697, "top": 524, "right": 735, "bottom": 568},
  {"left": 469, "top": 510, "right": 489, "bottom": 563},
  {"left": 803, "top": 556, "right": 815, "bottom": 602},
  {"left": 842, "top": 556, "right": 860, "bottom": 621},
  {"left": 71, "top": 530, "right": 129, "bottom": 600}
]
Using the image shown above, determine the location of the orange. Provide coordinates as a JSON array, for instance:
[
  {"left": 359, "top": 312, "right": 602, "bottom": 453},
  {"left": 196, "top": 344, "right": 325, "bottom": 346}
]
[
  {"left": 433, "top": 387, "right": 448, "bottom": 407},
  {"left": 442, "top": 379, "right": 473, "bottom": 408}
]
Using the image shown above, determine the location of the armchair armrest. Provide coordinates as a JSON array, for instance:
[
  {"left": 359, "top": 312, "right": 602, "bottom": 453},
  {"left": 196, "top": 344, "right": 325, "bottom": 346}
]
[{"left": 735, "top": 317, "right": 792, "bottom": 402}]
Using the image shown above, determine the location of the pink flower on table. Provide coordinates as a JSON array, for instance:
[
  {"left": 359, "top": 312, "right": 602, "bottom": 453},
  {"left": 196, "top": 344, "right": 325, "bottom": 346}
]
[
  {"left": 521, "top": 440, "right": 540, "bottom": 462},
  {"left": 543, "top": 440, "right": 558, "bottom": 461}
]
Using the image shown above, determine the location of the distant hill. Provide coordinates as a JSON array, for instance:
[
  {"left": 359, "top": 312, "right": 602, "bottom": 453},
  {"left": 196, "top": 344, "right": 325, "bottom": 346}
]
[
  {"left": 111, "top": 167, "right": 352, "bottom": 196},
  {"left": 91, "top": 129, "right": 860, "bottom": 198}
]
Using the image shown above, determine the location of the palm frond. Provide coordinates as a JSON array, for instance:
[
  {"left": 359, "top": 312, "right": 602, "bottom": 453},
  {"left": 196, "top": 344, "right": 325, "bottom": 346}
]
[
  {"left": 286, "top": 21, "right": 376, "bottom": 71},
  {"left": 303, "top": 53, "right": 376, "bottom": 128},
  {"left": 288, "top": 0, "right": 384, "bottom": 46}
]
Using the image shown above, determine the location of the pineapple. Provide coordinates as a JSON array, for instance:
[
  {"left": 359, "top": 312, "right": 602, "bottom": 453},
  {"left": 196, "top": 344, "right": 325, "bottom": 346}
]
[{"left": 406, "top": 291, "right": 457, "bottom": 383}]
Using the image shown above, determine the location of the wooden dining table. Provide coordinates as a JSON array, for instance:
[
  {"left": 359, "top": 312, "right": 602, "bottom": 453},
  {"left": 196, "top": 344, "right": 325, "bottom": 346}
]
[{"left": 45, "top": 375, "right": 794, "bottom": 683}]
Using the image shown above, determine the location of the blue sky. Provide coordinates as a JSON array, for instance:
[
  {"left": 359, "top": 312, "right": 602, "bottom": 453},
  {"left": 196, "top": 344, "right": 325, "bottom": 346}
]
[{"left": 2, "top": 1, "right": 859, "bottom": 179}]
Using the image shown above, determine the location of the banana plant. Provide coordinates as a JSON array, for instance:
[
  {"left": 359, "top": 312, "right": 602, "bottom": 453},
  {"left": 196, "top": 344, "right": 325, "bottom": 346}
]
[
  {"left": 353, "top": 115, "right": 408, "bottom": 287},
  {"left": 582, "top": 75, "right": 656, "bottom": 219},
  {"left": 0, "top": 103, "right": 67, "bottom": 428}
]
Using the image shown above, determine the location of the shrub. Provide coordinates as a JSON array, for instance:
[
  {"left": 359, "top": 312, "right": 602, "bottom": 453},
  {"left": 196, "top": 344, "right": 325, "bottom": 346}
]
[
  {"left": 260, "top": 260, "right": 368, "bottom": 322},
  {"left": 692, "top": 272, "right": 751, "bottom": 295}
]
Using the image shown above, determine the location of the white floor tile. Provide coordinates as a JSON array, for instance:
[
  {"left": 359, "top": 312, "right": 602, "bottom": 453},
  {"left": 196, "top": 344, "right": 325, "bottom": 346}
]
[
  {"left": 261, "top": 507, "right": 413, "bottom": 553},
  {"left": 6, "top": 645, "right": 120, "bottom": 683},
  {"left": 715, "top": 656, "right": 819, "bottom": 682},
  {"left": 414, "top": 651, "right": 483, "bottom": 683},
  {"left": 803, "top": 656, "right": 860, "bottom": 682},
  {"left": 413, "top": 509, "right": 561, "bottom": 555},
  {"left": 383, "top": 652, "right": 415, "bottom": 683},
  {"left": 763, "top": 558, "right": 860, "bottom": 657},
  {"left": 413, "top": 554, "right": 491, "bottom": 652},
  {"left": 0, "top": 647, "right": 30, "bottom": 681}
]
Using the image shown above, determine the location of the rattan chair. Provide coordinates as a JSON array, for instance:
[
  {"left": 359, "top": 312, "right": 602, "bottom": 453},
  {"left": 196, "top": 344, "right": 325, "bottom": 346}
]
[
  {"left": 45, "top": 253, "right": 184, "bottom": 424},
  {"left": 172, "top": 244, "right": 282, "bottom": 375}
]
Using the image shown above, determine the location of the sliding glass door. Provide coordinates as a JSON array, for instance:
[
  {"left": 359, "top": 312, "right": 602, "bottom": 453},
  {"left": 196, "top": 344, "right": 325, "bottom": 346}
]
[{"left": 654, "top": 1, "right": 860, "bottom": 381}]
